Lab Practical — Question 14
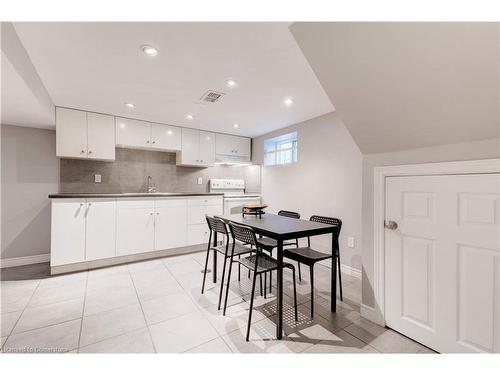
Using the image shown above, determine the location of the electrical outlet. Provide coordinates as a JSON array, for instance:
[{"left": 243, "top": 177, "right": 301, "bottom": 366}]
[
  {"left": 94, "top": 174, "right": 101, "bottom": 183},
  {"left": 347, "top": 237, "right": 355, "bottom": 248},
  {"left": 197, "top": 177, "right": 203, "bottom": 185}
]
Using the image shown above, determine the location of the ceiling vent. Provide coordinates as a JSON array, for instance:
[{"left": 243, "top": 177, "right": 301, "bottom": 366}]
[{"left": 200, "top": 90, "right": 225, "bottom": 103}]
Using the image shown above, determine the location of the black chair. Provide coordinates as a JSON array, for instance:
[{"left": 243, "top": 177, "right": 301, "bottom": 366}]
[
  {"left": 224, "top": 221, "right": 298, "bottom": 341},
  {"left": 202, "top": 216, "right": 255, "bottom": 310},
  {"left": 256, "top": 210, "right": 302, "bottom": 292},
  {"left": 282, "top": 215, "right": 342, "bottom": 318}
]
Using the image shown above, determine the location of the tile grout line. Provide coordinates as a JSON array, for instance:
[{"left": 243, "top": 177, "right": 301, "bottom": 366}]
[
  {"left": 76, "top": 271, "right": 89, "bottom": 353},
  {"left": 127, "top": 264, "right": 158, "bottom": 353},
  {"left": 3, "top": 279, "right": 42, "bottom": 348}
]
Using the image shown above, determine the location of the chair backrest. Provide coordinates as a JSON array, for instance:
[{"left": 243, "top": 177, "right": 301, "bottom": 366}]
[
  {"left": 278, "top": 210, "right": 300, "bottom": 219},
  {"left": 205, "top": 215, "right": 228, "bottom": 237},
  {"left": 308, "top": 215, "right": 342, "bottom": 247},
  {"left": 228, "top": 221, "right": 258, "bottom": 247}
]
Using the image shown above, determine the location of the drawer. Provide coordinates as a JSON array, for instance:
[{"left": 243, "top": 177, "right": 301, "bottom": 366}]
[
  {"left": 155, "top": 198, "right": 188, "bottom": 208},
  {"left": 188, "top": 204, "right": 223, "bottom": 225},
  {"left": 187, "top": 197, "right": 223, "bottom": 207}
]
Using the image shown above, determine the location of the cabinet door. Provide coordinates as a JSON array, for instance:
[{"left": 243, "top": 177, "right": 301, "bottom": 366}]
[
  {"left": 56, "top": 107, "right": 88, "bottom": 158},
  {"left": 234, "top": 136, "right": 251, "bottom": 157},
  {"left": 178, "top": 128, "right": 199, "bottom": 165},
  {"left": 116, "top": 200, "right": 155, "bottom": 256},
  {"left": 85, "top": 199, "right": 116, "bottom": 261},
  {"left": 198, "top": 131, "right": 216, "bottom": 166},
  {"left": 115, "top": 117, "right": 151, "bottom": 149},
  {"left": 215, "top": 133, "right": 234, "bottom": 156},
  {"left": 151, "top": 123, "right": 182, "bottom": 151},
  {"left": 51, "top": 199, "right": 86, "bottom": 266},
  {"left": 187, "top": 223, "right": 210, "bottom": 246},
  {"left": 154, "top": 199, "right": 187, "bottom": 250},
  {"left": 87, "top": 113, "right": 115, "bottom": 160}
]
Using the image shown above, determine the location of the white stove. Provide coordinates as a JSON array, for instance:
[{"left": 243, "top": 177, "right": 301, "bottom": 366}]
[{"left": 210, "top": 179, "right": 261, "bottom": 215}]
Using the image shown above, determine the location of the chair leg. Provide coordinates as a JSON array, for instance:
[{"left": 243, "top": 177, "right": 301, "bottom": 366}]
[
  {"left": 298, "top": 262, "right": 302, "bottom": 283},
  {"left": 269, "top": 270, "right": 272, "bottom": 293},
  {"left": 337, "top": 250, "right": 343, "bottom": 301},
  {"left": 259, "top": 274, "right": 263, "bottom": 297},
  {"left": 310, "top": 265, "right": 314, "bottom": 319},
  {"left": 217, "top": 256, "right": 228, "bottom": 310},
  {"left": 263, "top": 273, "right": 267, "bottom": 299},
  {"left": 222, "top": 257, "right": 234, "bottom": 316},
  {"left": 212, "top": 249, "right": 217, "bottom": 283},
  {"left": 246, "top": 270, "right": 259, "bottom": 341},
  {"left": 201, "top": 243, "right": 211, "bottom": 294},
  {"left": 291, "top": 267, "right": 298, "bottom": 321},
  {"left": 238, "top": 255, "right": 241, "bottom": 281}
]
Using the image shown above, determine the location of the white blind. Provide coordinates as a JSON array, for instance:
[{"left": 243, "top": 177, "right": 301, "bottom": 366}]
[{"left": 263, "top": 131, "right": 298, "bottom": 166}]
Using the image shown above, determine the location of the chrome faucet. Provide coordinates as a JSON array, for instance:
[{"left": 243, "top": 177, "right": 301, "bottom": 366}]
[{"left": 146, "top": 176, "right": 157, "bottom": 193}]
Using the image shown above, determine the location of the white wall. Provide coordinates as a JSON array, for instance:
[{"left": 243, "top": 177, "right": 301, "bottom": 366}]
[
  {"left": 1, "top": 124, "right": 59, "bottom": 260},
  {"left": 361, "top": 138, "right": 500, "bottom": 308},
  {"left": 252, "top": 112, "right": 363, "bottom": 271}
]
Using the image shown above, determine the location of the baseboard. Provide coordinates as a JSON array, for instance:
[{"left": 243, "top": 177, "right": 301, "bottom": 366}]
[
  {"left": 340, "top": 264, "right": 362, "bottom": 279},
  {"left": 0, "top": 253, "right": 50, "bottom": 269},
  {"left": 360, "top": 303, "right": 385, "bottom": 326}
]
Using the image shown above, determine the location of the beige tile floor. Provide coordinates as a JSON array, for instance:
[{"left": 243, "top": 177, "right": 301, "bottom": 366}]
[{"left": 0, "top": 251, "right": 436, "bottom": 354}]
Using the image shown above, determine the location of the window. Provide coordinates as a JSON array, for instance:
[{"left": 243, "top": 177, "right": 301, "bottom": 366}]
[{"left": 263, "top": 131, "right": 298, "bottom": 166}]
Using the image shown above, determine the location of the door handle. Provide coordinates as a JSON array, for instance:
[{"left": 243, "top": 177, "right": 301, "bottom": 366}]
[{"left": 384, "top": 220, "right": 398, "bottom": 230}]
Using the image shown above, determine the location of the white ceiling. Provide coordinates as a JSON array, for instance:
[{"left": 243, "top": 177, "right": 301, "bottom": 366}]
[
  {"left": 10, "top": 22, "right": 334, "bottom": 137},
  {"left": 291, "top": 22, "right": 500, "bottom": 153}
]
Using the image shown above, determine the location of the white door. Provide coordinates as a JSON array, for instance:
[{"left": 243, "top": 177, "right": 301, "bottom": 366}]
[
  {"left": 385, "top": 174, "right": 500, "bottom": 353},
  {"left": 116, "top": 200, "right": 155, "bottom": 256},
  {"left": 51, "top": 199, "right": 86, "bottom": 266},
  {"left": 198, "top": 131, "right": 216, "bottom": 166},
  {"left": 178, "top": 128, "right": 199, "bottom": 165},
  {"left": 87, "top": 112, "right": 115, "bottom": 160},
  {"left": 85, "top": 199, "right": 116, "bottom": 261},
  {"left": 115, "top": 117, "right": 151, "bottom": 149},
  {"left": 215, "top": 133, "right": 234, "bottom": 156},
  {"left": 234, "top": 136, "right": 250, "bottom": 157},
  {"left": 154, "top": 199, "right": 188, "bottom": 250},
  {"left": 187, "top": 224, "right": 210, "bottom": 246},
  {"left": 56, "top": 107, "right": 88, "bottom": 158},
  {"left": 151, "top": 123, "right": 182, "bottom": 151}
]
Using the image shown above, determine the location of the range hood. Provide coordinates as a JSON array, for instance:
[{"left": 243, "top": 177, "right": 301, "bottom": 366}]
[{"left": 215, "top": 153, "right": 251, "bottom": 166}]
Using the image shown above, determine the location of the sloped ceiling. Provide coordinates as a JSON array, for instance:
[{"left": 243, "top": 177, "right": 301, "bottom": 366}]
[{"left": 290, "top": 22, "right": 500, "bottom": 154}]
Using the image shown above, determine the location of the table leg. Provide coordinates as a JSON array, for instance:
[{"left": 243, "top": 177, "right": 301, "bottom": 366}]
[
  {"left": 331, "top": 232, "right": 337, "bottom": 312},
  {"left": 213, "top": 231, "right": 218, "bottom": 283},
  {"left": 277, "top": 239, "right": 283, "bottom": 339}
]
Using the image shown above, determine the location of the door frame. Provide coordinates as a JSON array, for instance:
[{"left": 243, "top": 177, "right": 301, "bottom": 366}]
[{"left": 368, "top": 158, "right": 500, "bottom": 326}]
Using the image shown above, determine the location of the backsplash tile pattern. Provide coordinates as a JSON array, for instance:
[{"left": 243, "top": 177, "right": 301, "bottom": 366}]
[{"left": 60, "top": 148, "right": 261, "bottom": 194}]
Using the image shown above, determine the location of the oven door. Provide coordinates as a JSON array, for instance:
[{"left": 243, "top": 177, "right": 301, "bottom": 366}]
[{"left": 223, "top": 197, "right": 261, "bottom": 215}]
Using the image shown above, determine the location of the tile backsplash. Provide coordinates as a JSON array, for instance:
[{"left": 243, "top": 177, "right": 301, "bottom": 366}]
[{"left": 60, "top": 148, "right": 261, "bottom": 193}]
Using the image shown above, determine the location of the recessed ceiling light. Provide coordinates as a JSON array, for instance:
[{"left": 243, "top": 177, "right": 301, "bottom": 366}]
[
  {"left": 141, "top": 45, "right": 159, "bottom": 56},
  {"left": 284, "top": 98, "right": 294, "bottom": 107},
  {"left": 226, "top": 79, "right": 238, "bottom": 88},
  {"left": 124, "top": 102, "right": 135, "bottom": 109},
  {"left": 186, "top": 114, "right": 194, "bottom": 120},
  {"left": 233, "top": 124, "right": 239, "bottom": 129}
]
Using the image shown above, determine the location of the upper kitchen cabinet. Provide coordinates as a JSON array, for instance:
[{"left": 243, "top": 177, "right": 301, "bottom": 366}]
[
  {"left": 115, "top": 117, "right": 151, "bottom": 149},
  {"left": 215, "top": 133, "right": 251, "bottom": 163},
  {"left": 151, "top": 123, "right": 182, "bottom": 151},
  {"left": 56, "top": 107, "right": 115, "bottom": 161},
  {"left": 177, "top": 128, "right": 216, "bottom": 167}
]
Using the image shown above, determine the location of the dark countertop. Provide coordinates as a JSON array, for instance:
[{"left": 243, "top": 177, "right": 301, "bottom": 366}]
[{"left": 48, "top": 192, "right": 225, "bottom": 199}]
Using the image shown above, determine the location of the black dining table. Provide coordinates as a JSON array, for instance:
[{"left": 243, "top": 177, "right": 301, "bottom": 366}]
[{"left": 215, "top": 213, "right": 338, "bottom": 339}]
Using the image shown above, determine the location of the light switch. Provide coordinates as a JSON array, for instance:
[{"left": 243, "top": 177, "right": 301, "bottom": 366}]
[
  {"left": 94, "top": 174, "right": 101, "bottom": 183},
  {"left": 347, "top": 237, "right": 355, "bottom": 248},
  {"left": 197, "top": 177, "right": 203, "bottom": 185}
]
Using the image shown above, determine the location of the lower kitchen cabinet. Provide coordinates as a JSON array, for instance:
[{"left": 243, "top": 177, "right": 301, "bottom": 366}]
[
  {"left": 154, "top": 199, "right": 188, "bottom": 250},
  {"left": 85, "top": 199, "right": 117, "bottom": 261},
  {"left": 116, "top": 200, "right": 155, "bottom": 256},
  {"left": 187, "top": 224, "right": 210, "bottom": 246},
  {"left": 51, "top": 199, "right": 86, "bottom": 266}
]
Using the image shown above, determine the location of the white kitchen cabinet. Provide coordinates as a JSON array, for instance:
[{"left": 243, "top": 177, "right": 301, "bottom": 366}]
[
  {"left": 215, "top": 134, "right": 251, "bottom": 158},
  {"left": 116, "top": 200, "right": 155, "bottom": 256},
  {"left": 51, "top": 199, "right": 86, "bottom": 266},
  {"left": 154, "top": 199, "right": 187, "bottom": 250},
  {"left": 186, "top": 197, "right": 222, "bottom": 245},
  {"left": 56, "top": 108, "right": 115, "bottom": 160},
  {"left": 87, "top": 113, "right": 115, "bottom": 160},
  {"left": 115, "top": 117, "right": 151, "bottom": 149},
  {"left": 177, "top": 128, "right": 216, "bottom": 167},
  {"left": 151, "top": 123, "right": 182, "bottom": 151},
  {"left": 56, "top": 108, "right": 88, "bottom": 159},
  {"left": 85, "top": 199, "right": 116, "bottom": 261},
  {"left": 187, "top": 224, "right": 211, "bottom": 246}
]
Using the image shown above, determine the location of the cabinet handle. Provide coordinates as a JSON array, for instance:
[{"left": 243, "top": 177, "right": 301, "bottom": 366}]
[
  {"left": 156, "top": 212, "right": 159, "bottom": 215},
  {"left": 150, "top": 212, "right": 154, "bottom": 215},
  {"left": 80, "top": 203, "right": 84, "bottom": 207},
  {"left": 152, "top": 140, "right": 156, "bottom": 144},
  {"left": 81, "top": 150, "right": 85, "bottom": 154},
  {"left": 200, "top": 159, "right": 203, "bottom": 163},
  {"left": 146, "top": 140, "right": 150, "bottom": 144},
  {"left": 88, "top": 150, "right": 92, "bottom": 154}
]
